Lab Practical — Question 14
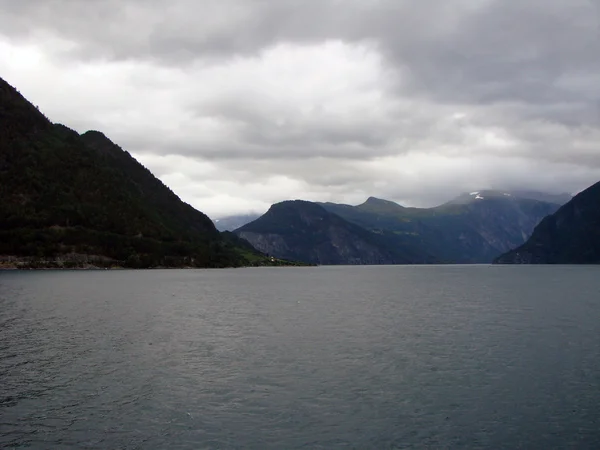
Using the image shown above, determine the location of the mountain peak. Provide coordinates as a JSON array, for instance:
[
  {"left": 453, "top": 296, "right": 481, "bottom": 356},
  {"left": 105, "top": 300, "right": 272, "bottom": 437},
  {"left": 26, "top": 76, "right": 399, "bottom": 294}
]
[
  {"left": 446, "top": 190, "right": 511, "bottom": 205},
  {"left": 269, "top": 199, "right": 322, "bottom": 212},
  {"left": 364, "top": 196, "right": 397, "bottom": 204},
  {"left": 447, "top": 190, "right": 572, "bottom": 206},
  {"left": 236, "top": 200, "right": 431, "bottom": 264},
  {"left": 357, "top": 197, "right": 404, "bottom": 214},
  {"left": 81, "top": 129, "right": 117, "bottom": 147},
  {"left": 82, "top": 129, "right": 111, "bottom": 141}
]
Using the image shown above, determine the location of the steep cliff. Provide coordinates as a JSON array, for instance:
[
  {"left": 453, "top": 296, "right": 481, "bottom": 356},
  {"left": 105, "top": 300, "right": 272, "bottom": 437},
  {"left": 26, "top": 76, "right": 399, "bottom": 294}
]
[{"left": 494, "top": 181, "right": 600, "bottom": 264}]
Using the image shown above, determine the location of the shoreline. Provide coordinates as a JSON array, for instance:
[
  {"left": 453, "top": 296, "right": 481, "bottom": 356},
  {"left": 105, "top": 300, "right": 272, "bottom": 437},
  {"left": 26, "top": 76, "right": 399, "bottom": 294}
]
[{"left": 0, "top": 257, "right": 312, "bottom": 270}]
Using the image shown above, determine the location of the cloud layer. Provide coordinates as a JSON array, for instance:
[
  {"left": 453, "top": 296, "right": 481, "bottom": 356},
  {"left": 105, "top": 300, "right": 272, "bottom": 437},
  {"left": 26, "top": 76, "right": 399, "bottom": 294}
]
[{"left": 1, "top": 0, "right": 599, "bottom": 217}]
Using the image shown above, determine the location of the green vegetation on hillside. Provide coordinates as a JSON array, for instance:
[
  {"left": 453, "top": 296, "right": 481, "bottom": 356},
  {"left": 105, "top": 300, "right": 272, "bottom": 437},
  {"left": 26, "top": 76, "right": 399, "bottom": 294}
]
[{"left": 0, "top": 76, "right": 281, "bottom": 268}]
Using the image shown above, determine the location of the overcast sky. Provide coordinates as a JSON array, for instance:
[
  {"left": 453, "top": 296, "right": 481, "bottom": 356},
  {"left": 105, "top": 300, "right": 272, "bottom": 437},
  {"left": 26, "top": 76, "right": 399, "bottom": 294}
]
[{"left": 1, "top": 0, "right": 599, "bottom": 218}]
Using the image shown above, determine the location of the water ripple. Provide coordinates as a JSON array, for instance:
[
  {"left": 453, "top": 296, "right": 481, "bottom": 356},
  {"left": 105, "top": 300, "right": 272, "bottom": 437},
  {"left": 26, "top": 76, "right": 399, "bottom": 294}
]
[{"left": 1, "top": 266, "right": 600, "bottom": 448}]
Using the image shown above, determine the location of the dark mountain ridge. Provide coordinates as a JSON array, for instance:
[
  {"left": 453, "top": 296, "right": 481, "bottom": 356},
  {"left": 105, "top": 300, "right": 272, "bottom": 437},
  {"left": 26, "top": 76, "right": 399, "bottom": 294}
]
[
  {"left": 495, "top": 180, "right": 600, "bottom": 264},
  {"left": 0, "top": 76, "right": 272, "bottom": 268},
  {"left": 216, "top": 190, "right": 570, "bottom": 233},
  {"left": 236, "top": 200, "right": 438, "bottom": 265},
  {"left": 317, "top": 192, "right": 560, "bottom": 263},
  {"left": 234, "top": 190, "right": 563, "bottom": 265}
]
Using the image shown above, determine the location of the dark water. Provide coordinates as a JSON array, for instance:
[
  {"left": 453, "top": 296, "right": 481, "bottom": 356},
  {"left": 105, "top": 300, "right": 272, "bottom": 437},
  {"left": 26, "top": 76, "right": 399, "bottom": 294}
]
[{"left": 1, "top": 266, "right": 599, "bottom": 449}]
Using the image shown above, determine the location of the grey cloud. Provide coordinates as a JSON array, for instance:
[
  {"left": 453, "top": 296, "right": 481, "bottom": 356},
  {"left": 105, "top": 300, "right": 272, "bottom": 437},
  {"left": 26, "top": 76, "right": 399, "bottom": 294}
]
[
  {"left": 2, "top": 0, "right": 597, "bottom": 110},
  {"left": 380, "top": 0, "right": 600, "bottom": 100},
  {"left": 1, "top": 0, "right": 599, "bottom": 216},
  {"left": 198, "top": 103, "right": 392, "bottom": 151}
]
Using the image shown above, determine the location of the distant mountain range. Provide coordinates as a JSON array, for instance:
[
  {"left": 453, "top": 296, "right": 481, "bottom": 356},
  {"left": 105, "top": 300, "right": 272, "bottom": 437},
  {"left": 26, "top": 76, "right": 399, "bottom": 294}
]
[
  {"left": 446, "top": 190, "right": 572, "bottom": 206},
  {"left": 214, "top": 214, "right": 261, "bottom": 232},
  {"left": 235, "top": 191, "right": 566, "bottom": 265},
  {"left": 3, "top": 75, "right": 591, "bottom": 268},
  {"left": 0, "top": 76, "right": 282, "bottom": 268},
  {"left": 500, "top": 191, "right": 573, "bottom": 205},
  {"left": 495, "top": 181, "right": 600, "bottom": 264},
  {"left": 236, "top": 200, "right": 438, "bottom": 265},
  {"left": 216, "top": 191, "right": 571, "bottom": 231}
]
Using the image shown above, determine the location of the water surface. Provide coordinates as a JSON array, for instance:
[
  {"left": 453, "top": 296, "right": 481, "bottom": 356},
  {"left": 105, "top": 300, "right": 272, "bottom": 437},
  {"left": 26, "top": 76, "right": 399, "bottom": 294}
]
[{"left": 1, "top": 265, "right": 599, "bottom": 448}]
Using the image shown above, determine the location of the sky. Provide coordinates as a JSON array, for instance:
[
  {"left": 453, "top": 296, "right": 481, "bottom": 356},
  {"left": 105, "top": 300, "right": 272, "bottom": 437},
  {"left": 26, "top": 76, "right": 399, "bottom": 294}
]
[{"left": 1, "top": 0, "right": 599, "bottom": 218}]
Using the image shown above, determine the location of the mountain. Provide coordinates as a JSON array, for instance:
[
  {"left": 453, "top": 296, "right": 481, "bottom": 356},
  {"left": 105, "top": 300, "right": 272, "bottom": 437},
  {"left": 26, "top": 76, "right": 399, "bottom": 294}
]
[
  {"left": 0, "top": 76, "right": 274, "bottom": 268},
  {"left": 494, "top": 181, "right": 600, "bottom": 264},
  {"left": 319, "top": 191, "right": 562, "bottom": 263},
  {"left": 506, "top": 190, "right": 572, "bottom": 205},
  {"left": 233, "top": 192, "right": 562, "bottom": 265},
  {"left": 443, "top": 190, "right": 569, "bottom": 206},
  {"left": 235, "top": 200, "right": 438, "bottom": 265},
  {"left": 354, "top": 196, "right": 406, "bottom": 215},
  {"left": 214, "top": 213, "right": 261, "bottom": 231}
]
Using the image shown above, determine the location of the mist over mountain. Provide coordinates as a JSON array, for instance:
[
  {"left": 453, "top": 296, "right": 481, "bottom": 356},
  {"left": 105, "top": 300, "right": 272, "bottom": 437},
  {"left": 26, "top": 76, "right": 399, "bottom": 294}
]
[
  {"left": 214, "top": 214, "right": 261, "bottom": 232},
  {"left": 323, "top": 193, "right": 561, "bottom": 263}
]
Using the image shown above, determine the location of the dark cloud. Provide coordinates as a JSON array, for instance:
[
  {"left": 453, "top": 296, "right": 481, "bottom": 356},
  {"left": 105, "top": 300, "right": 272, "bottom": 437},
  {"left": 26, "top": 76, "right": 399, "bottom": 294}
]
[{"left": 0, "top": 0, "right": 598, "bottom": 217}]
